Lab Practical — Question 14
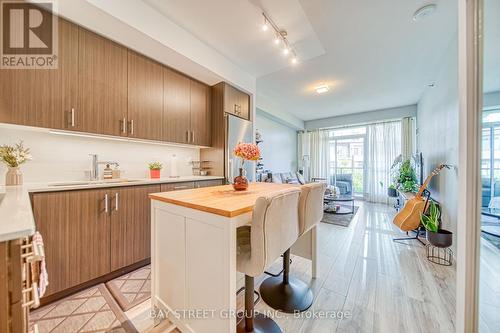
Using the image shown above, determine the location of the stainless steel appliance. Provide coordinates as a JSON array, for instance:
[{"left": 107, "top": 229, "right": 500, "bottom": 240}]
[{"left": 226, "top": 114, "right": 253, "bottom": 183}]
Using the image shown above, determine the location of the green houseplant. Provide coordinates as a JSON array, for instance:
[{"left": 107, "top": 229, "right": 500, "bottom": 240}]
[
  {"left": 420, "top": 201, "right": 453, "bottom": 248},
  {"left": 396, "top": 159, "right": 418, "bottom": 192},
  {"left": 148, "top": 162, "right": 163, "bottom": 179}
]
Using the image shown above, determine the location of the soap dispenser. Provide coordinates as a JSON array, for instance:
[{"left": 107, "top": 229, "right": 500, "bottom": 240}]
[{"left": 103, "top": 164, "right": 113, "bottom": 179}]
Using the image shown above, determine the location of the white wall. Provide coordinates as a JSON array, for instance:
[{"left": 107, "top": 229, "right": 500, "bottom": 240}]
[
  {"left": 0, "top": 125, "right": 199, "bottom": 184},
  {"left": 255, "top": 110, "right": 298, "bottom": 173},
  {"left": 305, "top": 104, "right": 417, "bottom": 130},
  {"left": 417, "top": 35, "right": 459, "bottom": 245}
]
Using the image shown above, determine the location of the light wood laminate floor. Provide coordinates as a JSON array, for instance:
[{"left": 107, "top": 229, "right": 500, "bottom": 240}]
[
  {"left": 479, "top": 236, "right": 500, "bottom": 333},
  {"left": 248, "top": 200, "right": 457, "bottom": 333},
  {"left": 131, "top": 201, "right": 459, "bottom": 332}
]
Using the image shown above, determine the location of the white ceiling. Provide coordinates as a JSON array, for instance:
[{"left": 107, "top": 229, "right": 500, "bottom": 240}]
[
  {"left": 484, "top": 0, "right": 500, "bottom": 94},
  {"left": 257, "top": 0, "right": 459, "bottom": 121},
  {"left": 142, "top": 0, "right": 325, "bottom": 77},
  {"left": 141, "top": 0, "right": 461, "bottom": 121}
]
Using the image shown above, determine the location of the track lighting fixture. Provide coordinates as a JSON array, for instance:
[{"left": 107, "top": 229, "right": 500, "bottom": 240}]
[{"left": 260, "top": 13, "right": 298, "bottom": 65}]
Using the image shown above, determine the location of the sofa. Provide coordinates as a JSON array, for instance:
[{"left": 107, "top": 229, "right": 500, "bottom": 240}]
[
  {"left": 262, "top": 172, "right": 353, "bottom": 196},
  {"left": 334, "top": 174, "right": 353, "bottom": 196},
  {"left": 261, "top": 172, "right": 302, "bottom": 184},
  {"left": 482, "top": 178, "right": 500, "bottom": 207}
]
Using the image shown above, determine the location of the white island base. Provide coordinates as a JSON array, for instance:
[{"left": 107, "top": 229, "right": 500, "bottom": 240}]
[{"left": 150, "top": 188, "right": 317, "bottom": 333}]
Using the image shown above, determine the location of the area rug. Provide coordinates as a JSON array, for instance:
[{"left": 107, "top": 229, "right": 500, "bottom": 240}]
[
  {"left": 29, "top": 284, "right": 137, "bottom": 333},
  {"left": 106, "top": 265, "right": 151, "bottom": 312},
  {"left": 321, "top": 206, "right": 359, "bottom": 227}
]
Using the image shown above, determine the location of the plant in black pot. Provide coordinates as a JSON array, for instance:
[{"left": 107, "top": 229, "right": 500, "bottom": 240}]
[
  {"left": 420, "top": 202, "right": 453, "bottom": 248},
  {"left": 387, "top": 184, "right": 398, "bottom": 197}
]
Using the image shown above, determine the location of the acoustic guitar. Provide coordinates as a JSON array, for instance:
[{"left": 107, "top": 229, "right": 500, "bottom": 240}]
[{"left": 392, "top": 164, "right": 450, "bottom": 231}]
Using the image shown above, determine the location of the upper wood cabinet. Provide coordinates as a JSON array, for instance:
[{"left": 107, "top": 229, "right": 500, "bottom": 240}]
[
  {"left": 0, "top": 18, "right": 78, "bottom": 129},
  {"left": 190, "top": 80, "right": 211, "bottom": 146},
  {"left": 127, "top": 51, "right": 163, "bottom": 141},
  {"left": 0, "top": 12, "right": 213, "bottom": 147},
  {"left": 222, "top": 83, "right": 250, "bottom": 120},
  {"left": 76, "top": 27, "right": 128, "bottom": 136},
  {"left": 163, "top": 68, "right": 191, "bottom": 144}
]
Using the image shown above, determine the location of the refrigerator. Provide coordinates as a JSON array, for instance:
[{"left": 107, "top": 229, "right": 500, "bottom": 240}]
[{"left": 226, "top": 114, "right": 254, "bottom": 183}]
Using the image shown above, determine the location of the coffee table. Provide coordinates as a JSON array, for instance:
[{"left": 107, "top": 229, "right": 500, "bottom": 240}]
[{"left": 324, "top": 195, "right": 355, "bottom": 215}]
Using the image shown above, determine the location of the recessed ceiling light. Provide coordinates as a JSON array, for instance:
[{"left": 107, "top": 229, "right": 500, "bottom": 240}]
[
  {"left": 291, "top": 57, "right": 298, "bottom": 65},
  {"left": 315, "top": 84, "right": 329, "bottom": 94},
  {"left": 413, "top": 4, "right": 437, "bottom": 22},
  {"left": 283, "top": 47, "right": 290, "bottom": 56}
]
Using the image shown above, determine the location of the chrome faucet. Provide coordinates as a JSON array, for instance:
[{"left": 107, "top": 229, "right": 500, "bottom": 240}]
[{"left": 89, "top": 154, "right": 119, "bottom": 181}]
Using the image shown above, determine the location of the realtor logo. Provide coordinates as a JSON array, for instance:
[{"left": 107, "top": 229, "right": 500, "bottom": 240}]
[{"left": 1, "top": 0, "right": 58, "bottom": 69}]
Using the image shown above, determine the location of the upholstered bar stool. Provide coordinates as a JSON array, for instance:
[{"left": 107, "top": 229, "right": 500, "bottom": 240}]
[
  {"left": 259, "top": 182, "right": 326, "bottom": 313},
  {"left": 237, "top": 188, "right": 301, "bottom": 333}
]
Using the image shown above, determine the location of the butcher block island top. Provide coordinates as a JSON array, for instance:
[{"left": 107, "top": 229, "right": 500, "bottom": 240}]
[{"left": 149, "top": 182, "right": 297, "bottom": 217}]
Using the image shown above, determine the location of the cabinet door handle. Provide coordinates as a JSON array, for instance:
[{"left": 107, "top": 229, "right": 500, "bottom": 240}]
[
  {"left": 115, "top": 193, "right": 119, "bottom": 211},
  {"left": 174, "top": 185, "right": 189, "bottom": 190},
  {"left": 70, "top": 108, "right": 75, "bottom": 127},
  {"left": 186, "top": 130, "right": 189, "bottom": 143},
  {"left": 104, "top": 194, "right": 109, "bottom": 213},
  {"left": 129, "top": 120, "right": 134, "bottom": 135},
  {"left": 121, "top": 118, "right": 127, "bottom": 134},
  {"left": 191, "top": 131, "right": 195, "bottom": 143}
]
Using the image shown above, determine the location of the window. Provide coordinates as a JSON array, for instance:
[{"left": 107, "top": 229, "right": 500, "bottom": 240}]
[{"left": 328, "top": 126, "right": 366, "bottom": 196}]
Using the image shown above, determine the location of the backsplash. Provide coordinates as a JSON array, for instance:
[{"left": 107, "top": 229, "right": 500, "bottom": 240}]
[{"left": 0, "top": 125, "right": 199, "bottom": 184}]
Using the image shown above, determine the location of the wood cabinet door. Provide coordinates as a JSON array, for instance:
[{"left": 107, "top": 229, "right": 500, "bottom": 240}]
[
  {"left": 127, "top": 51, "right": 163, "bottom": 140},
  {"left": 195, "top": 179, "right": 224, "bottom": 188},
  {"left": 223, "top": 83, "right": 249, "bottom": 120},
  {"left": 0, "top": 18, "right": 78, "bottom": 129},
  {"left": 163, "top": 68, "right": 191, "bottom": 144},
  {"left": 32, "top": 189, "right": 110, "bottom": 297},
  {"left": 110, "top": 185, "right": 160, "bottom": 271},
  {"left": 190, "top": 80, "right": 211, "bottom": 146},
  {"left": 238, "top": 90, "right": 250, "bottom": 120},
  {"left": 223, "top": 83, "right": 238, "bottom": 117},
  {"left": 77, "top": 27, "right": 128, "bottom": 136},
  {"left": 67, "top": 189, "right": 111, "bottom": 287},
  {"left": 160, "top": 182, "right": 195, "bottom": 192}
]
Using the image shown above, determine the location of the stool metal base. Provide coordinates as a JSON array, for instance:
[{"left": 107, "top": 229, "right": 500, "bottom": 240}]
[
  {"left": 259, "top": 276, "right": 314, "bottom": 313},
  {"left": 237, "top": 313, "right": 282, "bottom": 333}
]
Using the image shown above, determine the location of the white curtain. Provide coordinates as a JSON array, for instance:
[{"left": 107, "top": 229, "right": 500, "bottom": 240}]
[
  {"left": 365, "top": 121, "right": 402, "bottom": 203},
  {"left": 299, "top": 130, "right": 330, "bottom": 182},
  {"left": 401, "top": 117, "right": 416, "bottom": 159}
]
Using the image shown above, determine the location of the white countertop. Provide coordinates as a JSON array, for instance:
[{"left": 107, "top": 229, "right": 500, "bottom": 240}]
[{"left": 0, "top": 175, "right": 224, "bottom": 242}]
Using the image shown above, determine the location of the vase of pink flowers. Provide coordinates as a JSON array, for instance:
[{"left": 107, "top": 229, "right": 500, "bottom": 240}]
[{"left": 233, "top": 142, "right": 260, "bottom": 191}]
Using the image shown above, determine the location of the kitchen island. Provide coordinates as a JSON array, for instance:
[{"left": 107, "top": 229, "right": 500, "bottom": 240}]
[{"left": 149, "top": 182, "right": 318, "bottom": 333}]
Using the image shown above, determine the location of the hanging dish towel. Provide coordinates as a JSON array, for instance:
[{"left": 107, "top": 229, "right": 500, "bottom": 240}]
[{"left": 32, "top": 231, "right": 49, "bottom": 297}]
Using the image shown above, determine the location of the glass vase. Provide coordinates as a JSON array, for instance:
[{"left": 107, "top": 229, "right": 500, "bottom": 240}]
[{"left": 233, "top": 168, "right": 248, "bottom": 191}]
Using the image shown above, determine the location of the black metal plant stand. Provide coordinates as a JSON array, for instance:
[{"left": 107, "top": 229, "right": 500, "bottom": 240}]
[{"left": 426, "top": 245, "right": 453, "bottom": 266}]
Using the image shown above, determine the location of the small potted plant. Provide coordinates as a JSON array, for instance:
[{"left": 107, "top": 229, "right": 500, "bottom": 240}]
[
  {"left": 420, "top": 201, "right": 453, "bottom": 248},
  {"left": 233, "top": 143, "right": 260, "bottom": 191},
  {"left": 387, "top": 184, "right": 398, "bottom": 197},
  {"left": 148, "top": 162, "right": 163, "bottom": 179},
  {"left": 0, "top": 141, "right": 32, "bottom": 186}
]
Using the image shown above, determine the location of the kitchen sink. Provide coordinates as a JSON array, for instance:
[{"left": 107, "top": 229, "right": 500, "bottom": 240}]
[{"left": 48, "top": 179, "right": 142, "bottom": 187}]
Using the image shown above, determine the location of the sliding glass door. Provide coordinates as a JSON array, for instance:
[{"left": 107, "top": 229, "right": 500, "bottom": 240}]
[
  {"left": 328, "top": 127, "right": 366, "bottom": 197},
  {"left": 481, "top": 111, "right": 500, "bottom": 207}
]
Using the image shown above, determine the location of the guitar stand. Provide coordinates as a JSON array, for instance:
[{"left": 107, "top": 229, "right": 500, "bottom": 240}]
[
  {"left": 393, "top": 226, "right": 426, "bottom": 245},
  {"left": 392, "top": 189, "right": 431, "bottom": 246}
]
